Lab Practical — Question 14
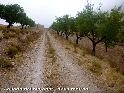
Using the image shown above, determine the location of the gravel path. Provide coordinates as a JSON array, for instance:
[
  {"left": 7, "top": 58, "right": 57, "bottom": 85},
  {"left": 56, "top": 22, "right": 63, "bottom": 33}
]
[
  {"left": 48, "top": 32, "right": 106, "bottom": 93},
  {"left": 20, "top": 32, "right": 46, "bottom": 87},
  {"left": 17, "top": 31, "right": 47, "bottom": 93}
]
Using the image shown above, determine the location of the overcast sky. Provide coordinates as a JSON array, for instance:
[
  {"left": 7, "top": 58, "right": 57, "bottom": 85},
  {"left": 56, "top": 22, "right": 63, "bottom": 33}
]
[{"left": 0, "top": 0, "right": 124, "bottom": 27}]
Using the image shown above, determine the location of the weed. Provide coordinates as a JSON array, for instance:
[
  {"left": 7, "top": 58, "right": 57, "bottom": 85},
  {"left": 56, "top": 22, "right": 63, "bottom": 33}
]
[
  {"left": 109, "top": 60, "right": 117, "bottom": 68},
  {"left": 47, "top": 35, "right": 56, "bottom": 64},
  {"left": 77, "top": 60, "right": 83, "bottom": 66},
  {"left": 84, "top": 47, "right": 91, "bottom": 54},
  {"left": 73, "top": 44, "right": 78, "bottom": 53},
  {"left": 87, "top": 60, "right": 102, "bottom": 75},
  {"left": 48, "top": 48, "right": 55, "bottom": 58},
  {"left": 3, "top": 32, "right": 10, "bottom": 39},
  {"left": 0, "top": 57, "right": 13, "bottom": 68},
  {"left": 108, "top": 60, "right": 119, "bottom": 72},
  {"left": 5, "top": 43, "right": 22, "bottom": 58},
  {"left": 0, "top": 31, "right": 4, "bottom": 40}
]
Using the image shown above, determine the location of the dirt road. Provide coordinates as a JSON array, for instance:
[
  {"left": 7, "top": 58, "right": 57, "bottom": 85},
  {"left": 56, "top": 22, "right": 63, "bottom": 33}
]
[
  {"left": 0, "top": 30, "right": 106, "bottom": 93},
  {"left": 48, "top": 32, "right": 106, "bottom": 93}
]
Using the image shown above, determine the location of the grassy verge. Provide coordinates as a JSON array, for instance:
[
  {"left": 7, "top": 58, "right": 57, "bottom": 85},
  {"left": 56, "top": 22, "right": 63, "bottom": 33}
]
[{"left": 43, "top": 34, "right": 61, "bottom": 92}]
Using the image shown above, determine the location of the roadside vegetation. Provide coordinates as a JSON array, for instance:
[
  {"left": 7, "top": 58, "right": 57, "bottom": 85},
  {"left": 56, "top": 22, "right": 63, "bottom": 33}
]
[{"left": 0, "top": 3, "right": 41, "bottom": 69}]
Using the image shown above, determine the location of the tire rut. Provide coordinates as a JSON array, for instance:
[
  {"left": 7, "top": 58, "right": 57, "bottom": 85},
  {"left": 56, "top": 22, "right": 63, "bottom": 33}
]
[{"left": 43, "top": 33, "right": 63, "bottom": 93}]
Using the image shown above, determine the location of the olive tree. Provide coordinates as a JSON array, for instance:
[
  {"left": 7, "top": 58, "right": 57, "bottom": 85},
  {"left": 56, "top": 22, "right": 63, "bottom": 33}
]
[
  {"left": 3, "top": 4, "right": 24, "bottom": 28},
  {"left": 18, "top": 12, "right": 27, "bottom": 29},
  {"left": 51, "top": 15, "right": 71, "bottom": 40},
  {"left": 103, "top": 8, "right": 123, "bottom": 52},
  {"left": 0, "top": 4, "right": 5, "bottom": 19},
  {"left": 76, "top": 4, "right": 107, "bottom": 55},
  {"left": 51, "top": 3, "right": 124, "bottom": 56}
]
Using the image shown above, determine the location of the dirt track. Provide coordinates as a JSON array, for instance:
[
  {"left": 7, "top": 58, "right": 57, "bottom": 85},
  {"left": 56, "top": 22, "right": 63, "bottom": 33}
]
[{"left": 0, "top": 30, "right": 107, "bottom": 93}]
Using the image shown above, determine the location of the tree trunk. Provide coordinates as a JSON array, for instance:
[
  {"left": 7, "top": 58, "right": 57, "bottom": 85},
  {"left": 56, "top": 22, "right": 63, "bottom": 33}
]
[
  {"left": 105, "top": 45, "right": 108, "bottom": 52},
  {"left": 21, "top": 25, "right": 24, "bottom": 29},
  {"left": 66, "top": 34, "right": 68, "bottom": 40},
  {"left": 57, "top": 31, "right": 59, "bottom": 35},
  {"left": 60, "top": 32, "right": 63, "bottom": 36},
  {"left": 7, "top": 23, "right": 12, "bottom": 28},
  {"left": 76, "top": 36, "right": 80, "bottom": 44},
  {"left": 92, "top": 42, "right": 96, "bottom": 56}
]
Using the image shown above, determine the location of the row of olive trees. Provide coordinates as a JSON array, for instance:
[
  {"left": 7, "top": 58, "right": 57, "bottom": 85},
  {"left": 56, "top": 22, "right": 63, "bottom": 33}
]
[
  {"left": 50, "top": 3, "right": 124, "bottom": 56},
  {"left": 0, "top": 4, "right": 35, "bottom": 28}
]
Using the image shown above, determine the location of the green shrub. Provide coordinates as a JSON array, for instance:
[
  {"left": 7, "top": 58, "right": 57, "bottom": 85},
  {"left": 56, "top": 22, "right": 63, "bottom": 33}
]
[{"left": 0, "top": 57, "right": 13, "bottom": 68}]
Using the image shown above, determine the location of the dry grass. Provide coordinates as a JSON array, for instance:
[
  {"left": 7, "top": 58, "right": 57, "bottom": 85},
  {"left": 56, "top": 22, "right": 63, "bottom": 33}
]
[
  {"left": 1, "top": 28, "right": 23, "bottom": 39},
  {"left": 47, "top": 35, "right": 56, "bottom": 64},
  {"left": 101, "top": 70, "right": 124, "bottom": 92},
  {"left": 87, "top": 60, "right": 102, "bottom": 76},
  {"left": 0, "top": 56, "right": 13, "bottom": 68},
  {"left": 5, "top": 42, "right": 22, "bottom": 58},
  {"left": 0, "top": 31, "right": 4, "bottom": 40},
  {"left": 43, "top": 34, "right": 61, "bottom": 90}
]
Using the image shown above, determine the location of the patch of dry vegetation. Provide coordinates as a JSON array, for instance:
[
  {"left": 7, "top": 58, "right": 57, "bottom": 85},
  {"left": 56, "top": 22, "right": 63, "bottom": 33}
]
[
  {"left": 0, "top": 57, "right": 13, "bottom": 68},
  {"left": 87, "top": 60, "right": 102, "bottom": 76},
  {"left": 5, "top": 42, "right": 22, "bottom": 58},
  {"left": 43, "top": 34, "right": 61, "bottom": 91},
  {"left": 50, "top": 31, "right": 124, "bottom": 92},
  {"left": 0, "top": 26, "right": 42, "bottom": 69},
  {"left": 102, "top": 70, "right": 124, "bottom": 92}
]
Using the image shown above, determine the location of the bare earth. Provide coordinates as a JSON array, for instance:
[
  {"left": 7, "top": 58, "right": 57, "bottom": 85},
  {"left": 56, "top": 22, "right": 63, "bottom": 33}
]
[{"left": 0, "top": 30, "right": 107, "bottom": 93}]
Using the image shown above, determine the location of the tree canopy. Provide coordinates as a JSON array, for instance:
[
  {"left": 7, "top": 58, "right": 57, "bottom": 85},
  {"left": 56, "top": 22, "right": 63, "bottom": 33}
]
[
  {"left": 0, "top": 3, "right": 35, "bottom": 28},
  {"left": 50, "top": 3, "right": 124, "bottom": 56}
]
